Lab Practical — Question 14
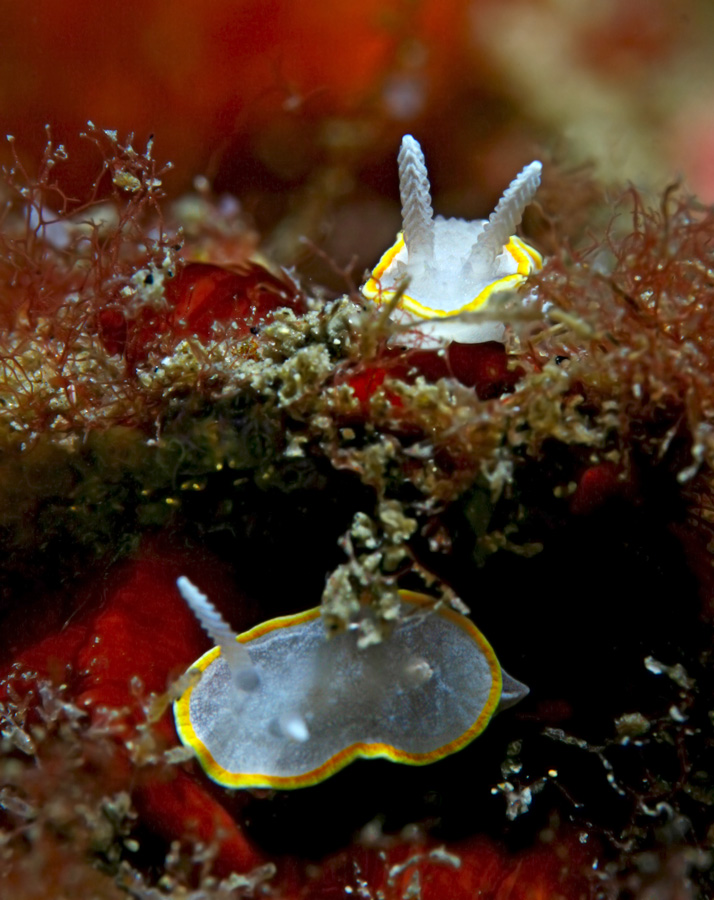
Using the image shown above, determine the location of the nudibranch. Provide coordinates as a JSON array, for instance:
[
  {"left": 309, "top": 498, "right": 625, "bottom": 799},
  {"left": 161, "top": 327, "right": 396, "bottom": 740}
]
[
  {"left": 174, "top": 577, "right": 528, "bottom": 790},
  {"left": 362, "top": 135, "right": 543, "bottom": 345}
]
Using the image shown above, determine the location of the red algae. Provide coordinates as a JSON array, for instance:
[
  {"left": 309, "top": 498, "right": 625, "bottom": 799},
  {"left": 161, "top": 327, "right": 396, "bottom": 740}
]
[
  {"left": 1, "top": 538, "right": 267, "bottom": 879},
  {"left": 274, "top": 831, "right": 594, "bottom": 899},
  {"left": 97, "top": 261, "right": 305, "bottom": 367}
]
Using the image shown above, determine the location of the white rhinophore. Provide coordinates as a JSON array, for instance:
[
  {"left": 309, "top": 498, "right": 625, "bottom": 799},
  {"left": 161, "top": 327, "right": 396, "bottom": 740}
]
[
  {"left": 176, "top": 576, "right": 259, "bottom": 693},
  {"left": 398, "top": 134, "right": 435, "bottom": 269},
  {"left": 460, "top": 161, "right": 543, "bottom": 283}
]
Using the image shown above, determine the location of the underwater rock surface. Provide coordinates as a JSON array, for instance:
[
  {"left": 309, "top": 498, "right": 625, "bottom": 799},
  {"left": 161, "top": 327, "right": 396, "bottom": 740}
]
[{"left": 0, "top": 126, "right": 713, "bottom": 899}]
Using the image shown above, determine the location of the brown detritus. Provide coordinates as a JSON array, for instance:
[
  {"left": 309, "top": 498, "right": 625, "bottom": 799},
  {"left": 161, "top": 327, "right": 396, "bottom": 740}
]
[
  {"left": 0, "top": 674, "right": 136, "bottom": 895},
  {"left": 0, "top": 671, "right": 273, "bottom": 897},
  {"left": 3, "top": 131, "right": 714, "bottom": 612},
  {"left": 320, "top": 504, "right": 445, "bottom": 643},
  {"left": 3, "top": 135, "right": 714, "bottom": 614}
]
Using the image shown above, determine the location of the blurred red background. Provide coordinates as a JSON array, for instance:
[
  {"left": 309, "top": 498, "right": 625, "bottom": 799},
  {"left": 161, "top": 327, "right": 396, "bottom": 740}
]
[{"left": 1, "top": 1, "right": 712, "bottom": 268}]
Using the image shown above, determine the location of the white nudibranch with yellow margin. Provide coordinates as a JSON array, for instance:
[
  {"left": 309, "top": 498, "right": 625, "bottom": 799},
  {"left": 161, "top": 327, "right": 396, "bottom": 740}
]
[
  {"left": 362, "top": 135, "right": 543, "bottom": 345},
  {"left": 174, "top": 576, "right": 528, "bottom": 790}
]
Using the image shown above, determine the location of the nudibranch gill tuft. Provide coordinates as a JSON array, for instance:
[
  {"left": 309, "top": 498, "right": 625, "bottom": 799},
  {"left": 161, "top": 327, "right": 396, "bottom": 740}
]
[
  {"left": 174, "top": 578, "right": 529, "bottom": 790},
  {"left": 362, "top": 135, "right": 543, "bottom": 345}
]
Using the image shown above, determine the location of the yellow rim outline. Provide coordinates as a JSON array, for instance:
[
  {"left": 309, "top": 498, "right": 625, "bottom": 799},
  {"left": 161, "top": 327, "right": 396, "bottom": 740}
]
[
  {"left": 174, "top": 591, "right": 502, "bottom": 790},
  {"left": 362, "top": 233, "right": 542, "bottom": 320}
]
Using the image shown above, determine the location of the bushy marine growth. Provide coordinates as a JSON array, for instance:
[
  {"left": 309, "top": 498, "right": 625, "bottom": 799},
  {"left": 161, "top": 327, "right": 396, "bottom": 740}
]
[{"left": 1, "top": 131, "right": 714, "bottom": 897}]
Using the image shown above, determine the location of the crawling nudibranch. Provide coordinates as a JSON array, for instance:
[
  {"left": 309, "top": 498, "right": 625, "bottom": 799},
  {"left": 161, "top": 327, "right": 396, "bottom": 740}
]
[
  {"left": 362, "top": 135, "right": 543, "bottom": 345},
  {"left": 174, "top": 576, "right": 528, "bottom": 789}
]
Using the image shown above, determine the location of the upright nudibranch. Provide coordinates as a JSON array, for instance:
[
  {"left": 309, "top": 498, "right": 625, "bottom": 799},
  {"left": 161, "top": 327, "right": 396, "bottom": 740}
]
[
  {"left": 362, "top": 135, "right": 543, "bottom": 345},
  {"left": 174, "top": 577, "right": 528, "bottom": 790}
]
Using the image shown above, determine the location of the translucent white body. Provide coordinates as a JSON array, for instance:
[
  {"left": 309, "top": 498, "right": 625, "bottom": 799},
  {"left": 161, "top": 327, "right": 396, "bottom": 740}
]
[
  {"left": 174, "top": 591, "right": 529, "bottom": 790},
  {"left": 362, "top": 135, "right": 542, "bottom": 346}
]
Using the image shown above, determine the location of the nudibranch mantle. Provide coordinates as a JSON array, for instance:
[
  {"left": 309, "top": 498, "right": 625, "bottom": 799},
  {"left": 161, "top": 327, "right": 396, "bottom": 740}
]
[
  {"left": 362, "top": 135, "right": 543, "bottom": 346},
  {"left": 174, "top": 580, "right": 528, "bottom": 790}
]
